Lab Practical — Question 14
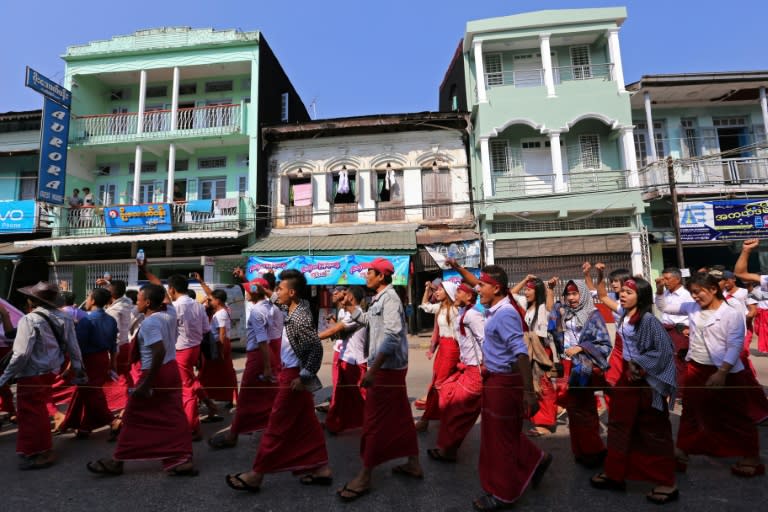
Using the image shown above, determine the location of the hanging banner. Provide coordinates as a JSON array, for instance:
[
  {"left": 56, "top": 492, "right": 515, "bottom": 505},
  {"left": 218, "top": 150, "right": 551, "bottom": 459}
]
[
  {"left": 442, "top": 268, "right": 481, "bottom": 285},
  {"left": 37, "top": 97, "right": 71, "bottom": 205},
  {"left": 678, "top": 199, "right": 768, "bottom": 241},
  {"left": 246, "top": 254, "right": 410, "bottom": 286},
  {"left": 425, "top": 239, "right": 482, "bottom": 270},
  {"left": 104, "top": 203, "right": 172, "bottom": 234}
]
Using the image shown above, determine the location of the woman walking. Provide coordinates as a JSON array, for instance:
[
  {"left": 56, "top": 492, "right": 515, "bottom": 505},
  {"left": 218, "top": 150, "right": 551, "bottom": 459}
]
[
  {"left": 590, "top": 277, "right": 679, "bottom": 505},
  {"left": 656, "top": 272, "right": 764, "bottom": 478}
]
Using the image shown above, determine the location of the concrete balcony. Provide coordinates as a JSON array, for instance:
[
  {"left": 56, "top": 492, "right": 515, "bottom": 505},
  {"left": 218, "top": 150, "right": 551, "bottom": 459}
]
[
  {"left": 639, "top": 157, "right": 768, "bottom": 197},
  {"left": 52, "top": 198, "right": 250, "bottom": 238},
  {"left": 493, "top": 169, "right": 628, "bottom": 197},
  {"left": 70, "top": 103, "right": 243, "bottom": 146},
  {"left": 485, "top": 63, "right": 614, "bottom": 90}
]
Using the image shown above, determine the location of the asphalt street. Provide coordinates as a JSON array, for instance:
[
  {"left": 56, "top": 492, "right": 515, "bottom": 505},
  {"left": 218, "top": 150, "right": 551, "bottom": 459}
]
[{"left": 1, "top": 333, "right": 767, "bottom": 512}]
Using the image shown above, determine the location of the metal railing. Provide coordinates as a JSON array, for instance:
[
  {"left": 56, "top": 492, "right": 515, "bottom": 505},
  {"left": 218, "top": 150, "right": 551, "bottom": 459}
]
[
  {"left": 52, "top": 199, "right": 245, "bottom": 237},
  {"left": 493, "top": 169, "right": 628, "bottom": 196},
  {"left": 639, "top": 157, "right": 768, "bottom": 189},
  {"left": 485, "top": 63, "right": 613, "bottom": 89},
  {"left": 72, "top": 104, "right": 241, "bottom": 144}
]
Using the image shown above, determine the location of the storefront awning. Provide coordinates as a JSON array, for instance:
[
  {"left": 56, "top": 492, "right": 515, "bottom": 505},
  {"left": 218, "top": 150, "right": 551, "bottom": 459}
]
[
  {"left": 0, "top": 242, "right": 36, "bottom": 259},
  {"left": 243, "top": 230, "right": 417, "bottom": 256},
  {"left": 14, "top": 230, "right": 245, "bottom": 248}
]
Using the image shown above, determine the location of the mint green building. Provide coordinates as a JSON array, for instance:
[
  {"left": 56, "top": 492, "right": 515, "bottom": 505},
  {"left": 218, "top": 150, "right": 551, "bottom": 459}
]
[
  {"left": 14, "top": 27, "right": 308, "bottom": 297},
  {"left": 440, "top": 8, "right": 648, "bottom": 280}
]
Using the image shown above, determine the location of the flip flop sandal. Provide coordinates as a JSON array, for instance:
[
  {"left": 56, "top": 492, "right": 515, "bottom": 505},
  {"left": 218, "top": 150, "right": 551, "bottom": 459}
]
[
  {"left": 391, "top": 464, "right": 424, "bottom": 479},
  {"left": 336, "top": 484, "right": 371, "bottom": 503},
  {"left": 589, "top": 473, "right": 626, "bottom": 491},
  {"left": 731, "top": 462, "right": 766, "bottom": 478},
  {"left": 86, "top": 459, "right": 123, "bottom": 476},
  {"left": 472, "top": 494, "right": 515, "bottom": 511},
  {"left": 646, "top": 488, "right": 680, "bottom": 505},
  {"left": 426, "top": 448, "right": 457, "bottom": 463},
  {"left": 225, "top": 473, "right": 260, "bottom": 493},
  {"left": 299, "top": 474, "right": 333, "bottom": 486},
  {"left": 208, "top": 433, "right": 238, "bottom": 449}
]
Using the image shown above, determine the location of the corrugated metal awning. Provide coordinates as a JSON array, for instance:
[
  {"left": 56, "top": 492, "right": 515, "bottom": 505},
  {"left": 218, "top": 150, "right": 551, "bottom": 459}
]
[
  {"left": 244, "top": 230, "right": 416, "bottom": 255},
  {"left": 14, "top": 230, "right": 244, "bottom": 248},
  {"left": 0, "top": 242, "right": 37, "bottom": 258}
]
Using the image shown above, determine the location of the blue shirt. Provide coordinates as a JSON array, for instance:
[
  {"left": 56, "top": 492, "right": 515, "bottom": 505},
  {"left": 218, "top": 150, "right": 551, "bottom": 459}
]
[
  {"left": 75, "top": 308, "right": 118, "bottom": 355},
  {"left": 482, "top": 297, "right": 528, "bottom": 374}
]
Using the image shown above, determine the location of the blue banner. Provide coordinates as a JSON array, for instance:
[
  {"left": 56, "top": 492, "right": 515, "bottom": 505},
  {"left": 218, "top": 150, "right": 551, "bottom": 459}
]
[
  {"left": 104, "top": 203, "right": 172, "bottom": 234},
  {"left": 37, "top": 98, "right": 70, "bottom": 205},
  {"left": 679, "top": 199, "right": 768, "bottom": 241},
  {"left": 25, "top": 67, "right": 71, "bottom": 108},
  {"left": 0, "top": 200, "right": 37, "bottom": 234},
  {"left": 246, "top": 255, "right": 411, "bottom": 286}
]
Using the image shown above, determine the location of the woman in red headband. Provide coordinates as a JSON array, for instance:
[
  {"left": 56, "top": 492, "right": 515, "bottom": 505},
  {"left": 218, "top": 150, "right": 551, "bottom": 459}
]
[
  {"left": 552, "top": 278, "right": 612, "bottom": 469},
  {"left": 589, "top": 276, "right": 679, "bottom": 505},
  {"left": 415, "top": 279, "right": 460, "bottom": 432},
  {"left": 510, "top": 274, "right": 558, "bottom": 437},
  {"left": 427, "top": 282, "right": 484, "bottom": 462}
]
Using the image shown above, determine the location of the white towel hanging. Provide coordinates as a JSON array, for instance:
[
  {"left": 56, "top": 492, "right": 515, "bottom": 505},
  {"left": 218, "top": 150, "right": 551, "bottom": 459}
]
[{"left": 337, "top": 169, "right": 350, "bottom": 194}]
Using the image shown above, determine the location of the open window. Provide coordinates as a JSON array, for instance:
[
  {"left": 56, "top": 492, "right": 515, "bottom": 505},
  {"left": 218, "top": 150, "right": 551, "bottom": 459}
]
[
  {"left": 327, "top": 167, "right": 358, "bottom": 205},
  {"left": 280, "top": 173, "right": 314, "bottom": 226},
  {"left": 372, "top": 165, "right": 404, "bottom": 221}
]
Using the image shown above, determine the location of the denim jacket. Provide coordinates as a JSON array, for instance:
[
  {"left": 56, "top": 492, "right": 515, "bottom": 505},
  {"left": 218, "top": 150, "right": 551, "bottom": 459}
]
[{"left": 349, "top": 285, "right": 408, "bottom": 370}]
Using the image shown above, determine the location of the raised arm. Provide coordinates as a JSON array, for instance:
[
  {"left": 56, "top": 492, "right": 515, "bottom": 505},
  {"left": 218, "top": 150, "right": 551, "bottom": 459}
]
[
  {"left": 510, "top": 274, "right": 536, "bottom": 296},
  {"left": 192, "top": 272, "right": 213, "bottom": 298},
  {"left": 138, "top": 257, "right": 172, "bottom": 303},
  {"left": 594, "top": 263, "right": 619, "bottom": 312},
  {"left": 545, "top": 277, "right": 557, "bottom": 312},
  {"left": 582, "top": 262, "right": 596, "bottom": 291},
  {"left": 734, "top": 239, "right": 762, "bottom": 284},
  {"left": 446, "top": 258, "right": 479, "bottom": 287}
]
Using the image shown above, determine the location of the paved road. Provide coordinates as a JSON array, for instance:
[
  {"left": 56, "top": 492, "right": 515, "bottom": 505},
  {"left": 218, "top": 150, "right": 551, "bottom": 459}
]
[{"left": 1, "top": 334, "right": 767, "bottom": 511}]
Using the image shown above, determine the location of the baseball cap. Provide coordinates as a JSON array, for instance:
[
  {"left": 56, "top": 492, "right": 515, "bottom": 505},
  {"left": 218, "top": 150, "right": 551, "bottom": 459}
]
[
  {"left": 363, "top": 257, "right": 394, "bottom": 276},
  {"left": 248, "top": 278, "right": 269, "bottom": 292}
]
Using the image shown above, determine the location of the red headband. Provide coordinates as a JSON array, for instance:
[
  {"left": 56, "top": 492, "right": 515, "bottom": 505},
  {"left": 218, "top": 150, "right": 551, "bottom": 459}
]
[
  {"left": 525, "top": 280, "right": 537, "bottom": 290},
  {"left": 624, "top": 279, "right": 638, "bottom": 291},
  {"left": 565, "top": 283, "right": 578, "bottom": 293},
  {"left": 457, "top": 283, "right": 477, "bottom": 296},
  {"left": 478, "top": 272, "right": 502, "bottom": 289}
]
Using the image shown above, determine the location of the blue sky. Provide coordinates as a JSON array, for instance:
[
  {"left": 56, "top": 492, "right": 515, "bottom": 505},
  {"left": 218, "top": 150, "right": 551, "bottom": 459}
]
[{"left": 2, "top": 0, "right": 767, "bottom": 118}]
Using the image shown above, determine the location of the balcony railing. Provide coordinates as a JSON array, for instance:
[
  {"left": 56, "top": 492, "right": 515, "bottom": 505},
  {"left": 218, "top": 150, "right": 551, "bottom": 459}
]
[
  {"left": 330, "top": 203, "right": 358, "bottom": 223},
  {"left": 493, "top": 169, "right": 628, "bottom": 197},
  {"left": 639, "top": 157, "right": 768, "bottom": 189},
  {"left": 285, "top": 205, "right": 313, "bottom": 226},
  {"left": 71, "top": 104, "right": 242, "bottom": 144},
  {"left": 52, "top": 199, "right": 249, "bottom": 237},
  {"left": 485, "top": 63, "right": 613, "bottom": 89},
  {"left": 376, "top": 201, "right": 405, "bottom": 222}
]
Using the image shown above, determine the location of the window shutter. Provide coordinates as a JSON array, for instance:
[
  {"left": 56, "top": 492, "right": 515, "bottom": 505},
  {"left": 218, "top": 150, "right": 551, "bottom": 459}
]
[
  {"left": 352, "top": 172, "right": 359, "bottom": 201},
  {"left": 422, "top": 170, "right": 436, "bottom": 202},
  {"left": 370, "top": 170, "right": 379, "bottom": 201},
  {"left": 392, "top": 172, "right": 404, "bottom": 201},
  {"left": 280, "top": 176, "right": 290, "bottom": 206},
  {"left": 326, "top": 173, "right": 335, "bottom": 204}
]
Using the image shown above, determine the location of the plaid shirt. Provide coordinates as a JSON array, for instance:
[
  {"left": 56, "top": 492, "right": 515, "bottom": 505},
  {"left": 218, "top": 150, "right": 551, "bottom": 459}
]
[{"left": 281, "top": 299, "right": 323, "bottom": 378}]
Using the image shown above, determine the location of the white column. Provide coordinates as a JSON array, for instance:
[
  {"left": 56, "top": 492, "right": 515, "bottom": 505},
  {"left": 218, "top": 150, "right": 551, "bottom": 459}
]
[
  {"left": 473, "top": 40, "right": 487, "bottom": 103},
  {"left": 549, "top": 131, "right": 565, "bottom": 192},
  {"left": 136, "top": 70, "right": 147, "bottom": 135},
  {"left": 621, "top": 127, "right": 639, "bottom": 187},
  {"left": 484, "top": 239, "right": 495, "bottom": 266},
  {"left": 170, "top": 66, "right": 180, "bottom": 132},
  {"left": 606, "top": 29, "right": 625, "bottom": 92},
  {"left": 643, "top": 92, "right": 657, "bottom": 162},
  {"left": 167, "top": 143, "right": 176, "bottom": 202},
  {"left": 539, "top": 34, "right": 556, "bottom": 97},
  {"left": 479, "top": 137, "right": 493, "bottom": 198},
  {"left": 629, "top": 232, "right": 644, "bottom": 277},
  {"left": 760, "top": 86, "right": 768, "bottom": 141},
  {"left": 132, "top": 145, "right": 142, "bottom": 205}
]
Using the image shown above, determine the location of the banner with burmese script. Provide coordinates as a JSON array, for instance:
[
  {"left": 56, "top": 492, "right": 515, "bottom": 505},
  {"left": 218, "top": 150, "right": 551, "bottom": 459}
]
[
  {"left": 104, "top": 203, "right": 173, "bottom": 234},
  {"left": 246, "top": 254, "right": 410, "bottom": 286}
]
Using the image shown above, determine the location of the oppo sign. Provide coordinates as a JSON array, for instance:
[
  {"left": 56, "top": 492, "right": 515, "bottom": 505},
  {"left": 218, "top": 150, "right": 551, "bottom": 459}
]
[{"left": 0, "top": 201, "right": 36, "bottom": 233}]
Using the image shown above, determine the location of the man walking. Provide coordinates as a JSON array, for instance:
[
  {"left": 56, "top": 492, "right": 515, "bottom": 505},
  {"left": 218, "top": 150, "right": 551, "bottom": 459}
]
[{"left": 0, "top": 282, "right": 84, "bottom": 469}]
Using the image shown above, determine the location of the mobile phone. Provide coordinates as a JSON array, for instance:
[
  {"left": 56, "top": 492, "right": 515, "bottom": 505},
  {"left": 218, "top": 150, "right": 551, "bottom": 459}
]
[{"left": 188, "top": 272, "right": 196, "bottom": 279}]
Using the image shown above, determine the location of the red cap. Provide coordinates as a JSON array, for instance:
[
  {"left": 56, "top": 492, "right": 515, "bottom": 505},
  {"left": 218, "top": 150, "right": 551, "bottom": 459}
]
[
  {"left": 363, "top": 257, "right": 395, "bottom": 276},
  {"left": 248, "top": 278, "right": 270, "bottom": 292}
]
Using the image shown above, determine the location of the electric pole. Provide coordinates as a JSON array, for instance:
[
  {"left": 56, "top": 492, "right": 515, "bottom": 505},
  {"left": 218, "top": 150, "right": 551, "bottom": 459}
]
[{"left": 667, "top": 156, "right": 686, "bottom": 270}]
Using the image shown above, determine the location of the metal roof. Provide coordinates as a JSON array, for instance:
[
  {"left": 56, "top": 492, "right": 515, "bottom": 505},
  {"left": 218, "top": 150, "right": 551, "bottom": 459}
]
[
  {"left": 14, "top": 230, "right": 244, "bottom": 248},
  {"left": 243, "top": 230, "right": 417, "bottom": 255}
]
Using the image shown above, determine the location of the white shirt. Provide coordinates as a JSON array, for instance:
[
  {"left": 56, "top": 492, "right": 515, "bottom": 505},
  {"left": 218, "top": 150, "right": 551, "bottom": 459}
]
[
  {"left": 137, "top": 305, "right": 177, "bottom": 370},
  {"left": 106, "top": 296, "right": 134, "bottom": 346},
  {"left": 419, "top": 302, "right": 458, "bottom": 339},
  {"left": 173, "top": 295, "right": 209, "bottom": 350},
  {"left": 659, "top": 298, "right": 745, "bottom": 373},
  {"left": 211, "top": 309, "right": 231, "bottom": 343},
  {"left": 339, "top": 306, "right": 367, "bottom": 365},
  {"left": 660, "top": 286, "right": 692, "bottom": 326},
  {"left": 514, "top": 296, "right": 548, "bottom": 338},
  {"left": 333, "top": 309, "right": 350, "bottom": 353},
  {"left": 563, "top": 317, "right": 582, "bottom": 357},
  {"left": 280, "top": 327, "right": 300, "bottom": 368},
  {"left": 455, "top": 307, "right": 484, "bottom": 366}
]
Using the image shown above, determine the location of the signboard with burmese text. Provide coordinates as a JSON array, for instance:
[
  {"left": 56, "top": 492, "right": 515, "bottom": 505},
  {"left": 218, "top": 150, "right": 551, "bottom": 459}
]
[{"left": 104, "top": 203, "right": 172, "bottom": 234}]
